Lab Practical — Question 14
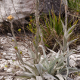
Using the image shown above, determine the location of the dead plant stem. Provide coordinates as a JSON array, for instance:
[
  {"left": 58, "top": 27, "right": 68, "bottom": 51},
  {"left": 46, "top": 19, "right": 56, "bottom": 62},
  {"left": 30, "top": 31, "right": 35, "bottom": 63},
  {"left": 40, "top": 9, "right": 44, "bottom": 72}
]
[
  {"left": 35, "top": 0, "right": 40, "bottom": 63},
  {"left": 10, "top": 21, "right": 23, "bottom": 64}
]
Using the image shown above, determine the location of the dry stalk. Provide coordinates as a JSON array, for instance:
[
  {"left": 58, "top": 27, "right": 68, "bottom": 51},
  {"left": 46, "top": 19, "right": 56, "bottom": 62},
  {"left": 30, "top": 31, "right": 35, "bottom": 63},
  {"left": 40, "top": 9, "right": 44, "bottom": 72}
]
[{"left": 34, "top": 0, "right": 40, "bottom": 63}]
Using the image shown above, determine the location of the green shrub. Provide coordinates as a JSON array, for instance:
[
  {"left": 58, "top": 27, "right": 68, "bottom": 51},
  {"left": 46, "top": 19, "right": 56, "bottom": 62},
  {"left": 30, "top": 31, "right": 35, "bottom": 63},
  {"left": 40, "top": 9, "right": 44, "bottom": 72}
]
[{"left": 41, "top": 11, "right": 63, "bottom": 49}]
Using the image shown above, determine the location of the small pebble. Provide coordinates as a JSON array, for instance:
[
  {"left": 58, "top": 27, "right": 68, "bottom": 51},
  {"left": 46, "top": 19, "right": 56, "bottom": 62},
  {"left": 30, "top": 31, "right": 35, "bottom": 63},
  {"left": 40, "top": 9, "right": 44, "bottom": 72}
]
[
  {"left": 3, "top": 52, "right": 6, "bottom": 55},
  {"left": 7, "top": 68, "right": 13, "bottom": 72},
  {"left": 0, "top": 67, "right": 4, "bottom": 72},
  {"left": 7, "top": 33, "right": 12, "bottom": 37},
  {"left": 74, "top": 76, "right": 80, "bottom": 80}
]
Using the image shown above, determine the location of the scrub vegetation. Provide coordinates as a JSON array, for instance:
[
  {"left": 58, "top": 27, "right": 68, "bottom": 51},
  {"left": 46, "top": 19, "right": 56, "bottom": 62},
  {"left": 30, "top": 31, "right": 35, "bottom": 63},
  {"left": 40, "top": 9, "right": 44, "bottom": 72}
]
[{"left": 0, "top": 0, "right": 80, "bottom": 80}]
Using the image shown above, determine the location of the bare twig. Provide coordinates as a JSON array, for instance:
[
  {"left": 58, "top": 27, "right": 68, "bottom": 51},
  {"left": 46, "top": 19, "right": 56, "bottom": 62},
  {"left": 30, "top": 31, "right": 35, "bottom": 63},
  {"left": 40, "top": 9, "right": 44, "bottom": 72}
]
[{"left": 0, "top": 72, "right": 15, "bottom": 76}]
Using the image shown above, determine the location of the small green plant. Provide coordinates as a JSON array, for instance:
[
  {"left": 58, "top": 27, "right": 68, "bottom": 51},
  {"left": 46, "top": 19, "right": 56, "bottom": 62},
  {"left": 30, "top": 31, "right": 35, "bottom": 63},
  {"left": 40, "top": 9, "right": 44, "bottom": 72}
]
[
  {"left": 27, "top": 15, "right": 36, "bottom": 34},
  {"left": 20, "top": 51, "right": 22, "bottom": 54},
  {"left": 41, "top": 10, "right": 63, "bottom": 49},
  {"left": 14, "top": 46, "right": 18, "bottom": 51},
  {"left": 5, "top": 65, "right": 8, "bottom": 68},
  {"left": 74, "top": 72, "right": 80, "bottom": 76},
  {"left": 18, "top": 28, "right": 21, "bottom": 33},
  {"left": 68, "top": 0, "right": 80, "bottom": 12},
  {"left": 27, "top": 11, "right": 63, "bottom": 50}
]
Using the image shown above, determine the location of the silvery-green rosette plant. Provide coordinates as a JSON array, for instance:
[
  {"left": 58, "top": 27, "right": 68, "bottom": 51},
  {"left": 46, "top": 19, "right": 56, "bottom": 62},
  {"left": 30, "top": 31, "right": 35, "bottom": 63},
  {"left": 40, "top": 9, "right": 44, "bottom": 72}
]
[{"left": 9, "top": 0, "right": 80, "bottom": 80}]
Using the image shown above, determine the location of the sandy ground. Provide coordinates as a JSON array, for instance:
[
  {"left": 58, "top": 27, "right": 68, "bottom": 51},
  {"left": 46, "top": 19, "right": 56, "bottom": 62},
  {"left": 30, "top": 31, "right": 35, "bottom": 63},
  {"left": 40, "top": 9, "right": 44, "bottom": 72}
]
[{"left": 0, "top": 34, "right": 33, "bottom": 80}]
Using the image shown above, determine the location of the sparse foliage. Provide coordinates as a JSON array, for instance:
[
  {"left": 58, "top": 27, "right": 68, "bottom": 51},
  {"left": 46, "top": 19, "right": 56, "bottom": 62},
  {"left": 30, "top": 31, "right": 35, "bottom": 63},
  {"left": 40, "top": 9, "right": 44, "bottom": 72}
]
[{"left": 0, "top": 0, "right": 80, "bottom": 80}]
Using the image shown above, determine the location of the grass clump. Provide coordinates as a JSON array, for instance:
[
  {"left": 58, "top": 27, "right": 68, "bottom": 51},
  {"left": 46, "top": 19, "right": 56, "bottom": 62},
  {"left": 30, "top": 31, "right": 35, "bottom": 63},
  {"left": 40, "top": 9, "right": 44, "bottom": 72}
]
[{"left": 68, "top": 0, "right": 80, "bottom": 12}]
